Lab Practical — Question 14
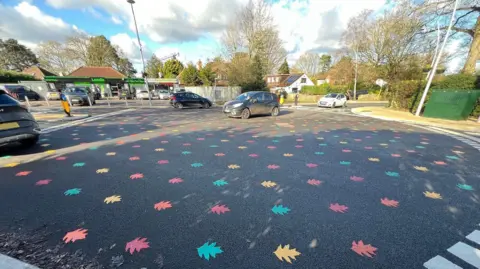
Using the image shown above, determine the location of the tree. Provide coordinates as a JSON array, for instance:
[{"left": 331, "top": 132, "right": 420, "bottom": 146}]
[
  {"left": 198, "top": 64, "right": 216, "bottom": 86},
  {"left": 0, "top": 39, "right": 38, "bottom": 71},
  {"left": 227, "top": 52, "right": 252, "bottom": 86},
  {"left": 328, "top": 57, "right": 355, "bottom": 85},
  {"left": 36, "top": 41, "right": 74, "bottom": 75},
  {"left": 278, "top": 59, "right": 290, "bottom": 74},
  {"left": 294, "top": 52, "right": 321, "bottom": 76},
  {"left": 242, "top": 54, "right": 268, "bottom": 92},
  {"left": 86, "top": 35, "right": 119, "bottom": 67},
  {"left": 222, "top": 0, "right": 286, "bottom": 74},
  {"left": 180, "top": 63, "right": 200, "bottom": 86},
  {"left": 319, "top": 54, "right": 332, "bottom": 73},
  {"left": 146, "top": 55, "right": 163, "bottom": 78},
  {"left": 65, "top": 32, "right": 90, "bottom": 67},
  {"left": 114, "top": 58, "right": 136, "bottom": 77},
  {"left": 162, "top": 59, "right": 184, "bottom": 78}
]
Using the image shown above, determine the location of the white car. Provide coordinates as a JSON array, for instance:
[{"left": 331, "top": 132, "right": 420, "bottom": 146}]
[
  {"left": 157, "top": 90, "right": 170, "bottom": 100},
  {"left": 136, "top": 90, "right": 152, "bottom": 100},
  {"left": 318, "top": 93, "right": 347, "bottom": 108}
]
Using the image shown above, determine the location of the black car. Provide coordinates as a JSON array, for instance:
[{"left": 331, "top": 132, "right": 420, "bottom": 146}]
[
  {"left": 0, "top": 85, "right": 40, "bottom": 101},
  {"left": 223, "top": 91, "right": 280, "bottom": 119},
  {"left": 170, "top": 92, "right": 212, "bottom": 109},
  {"left": 0, "top": 89, "right": 41, "bottom": 148}
]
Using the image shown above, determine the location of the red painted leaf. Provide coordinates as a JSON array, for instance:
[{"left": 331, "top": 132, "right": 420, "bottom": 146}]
[
  {"left": 380, "top": 198, "right": 399, "bottom": 207},
  {"left": 16, "top": 171, "right": 31, "bottom": 176},
  {"left": 211, "top": 205, "right": 230, "bottom": 215},
  {"left": 434, "top": 161, "right": 447, "bottom": 165},
  {"left": 125, "top": 237, "right": 150, "bottom": 254},
  {"left": 36, "top": 179, "right": 52, "bottom": 186},
  {"left": 56, "top": 156, "right": 67, "bottom": 161},
  {"left": 307, "top": 179, "right": 322, "bottom": 186},
  {"left": 63, "top": 229, "right": 88, "bottom": 243},
  {"left": 351, "top": 240, "right": 377, "bottom": 258},
  {"left": 350, "top": 176, "right": 364, "bottom": 182},
  {"left": 154, "top": 201, "right": 172, "bottom": 211},
  {"left": 169, "top": 178, "right": 183, "bottom": 184},
  {"left": 329, "top": 203, "right": 348, "bottom": 213}
]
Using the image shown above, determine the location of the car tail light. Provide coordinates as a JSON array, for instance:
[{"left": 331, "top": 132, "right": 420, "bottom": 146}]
[{"left": 171, "top": 96, "right": 176, "bottom": 101}]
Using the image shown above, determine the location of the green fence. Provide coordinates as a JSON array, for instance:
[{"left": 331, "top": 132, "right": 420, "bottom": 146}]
[{"left": 423, "top": 90, "right": 480, "bottom": 120}]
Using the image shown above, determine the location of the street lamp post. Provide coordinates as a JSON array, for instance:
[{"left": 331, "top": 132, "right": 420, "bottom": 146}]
[{"left": 127, "top": 0, "right": 152, "bottom": 107}]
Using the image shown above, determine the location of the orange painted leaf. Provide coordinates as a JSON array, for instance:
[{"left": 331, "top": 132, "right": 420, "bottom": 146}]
[
  {"left": 211, "top": 205, "right": 230, "bottom": 215},
  {"left": 329, "top": 203, "right": 348, "bottom": 213},
  {"left": 307, "top": 179, "right": 322, "bottom": 186},
  {"left": 351, "top": 240, "right": 377, "bottom": 258},
  {"left": 154, "top": 201, "right": 172, "bottom": 211},
  {"left": 63, "top": 229, "right": 88, "bottom": 243},
  {"left": 380, "top": 198, "right": 399, "bottom": 207},
  {"left": 125, "top": 237, "right": 150, "bottom": 254}
]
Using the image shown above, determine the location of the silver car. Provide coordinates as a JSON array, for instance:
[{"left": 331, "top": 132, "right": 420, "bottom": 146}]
[
  {"left": 157, "top": 90, "right": 170, "bottom": 100},
  {"left": 136, "top": 90, "right": 152, "bottom": 100},
  {"left": 63, "top": 87, "right": 96, "bottom": 106}
]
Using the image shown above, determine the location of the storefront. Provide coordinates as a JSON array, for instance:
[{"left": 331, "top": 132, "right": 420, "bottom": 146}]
[{"left": 43, "top": 76, "right": 144, "bottom": 97}]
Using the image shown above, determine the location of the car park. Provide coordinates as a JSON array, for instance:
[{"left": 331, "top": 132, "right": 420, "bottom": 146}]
[
  {"left": 318, "top": 93, "right": 347, "bottom": 108},
  {"left": 0, "top": 89, "right": 41, "bottom": 148},
  {"left": 0, "top": 84, "right": 40, "bottom": 101},
  {"left": 223, "top": 91, "right": 280, "bottom": 119},
  {"left": 63, "top": 86, "right": 96, "bottom": 106},
  {"left": 170, "top": 92, "right": 212, "bottom": 109}
]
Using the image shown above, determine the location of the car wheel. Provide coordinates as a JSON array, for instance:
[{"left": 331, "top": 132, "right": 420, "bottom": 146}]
[
  {"left": 203, "top": 102, "right": 210, "bottom": 109},
  {"left": 241, "top": 108, "right": 251, "bottom": 119},
  {"left": 20, "top": 135, "right": 39, "bottom": 148},
  {"left": 331, "top": 102, "right": 336, "bottom": 108},
  {"left": 176, "top": 103, "right": 184, "bottom": 109},
  {"left": 271, "top": 106, "right": 279, "bottom": 116},
  {"left": 342, "top": 101, "right": 347, "bottom": 108}
]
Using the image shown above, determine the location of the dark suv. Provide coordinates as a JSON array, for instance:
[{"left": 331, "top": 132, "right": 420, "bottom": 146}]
[
  {"left": 223, "top": 91, "right": 280, "bottom": 119},
  {"left": 170, "top": 92, "right": 212, "bottom": 109}
]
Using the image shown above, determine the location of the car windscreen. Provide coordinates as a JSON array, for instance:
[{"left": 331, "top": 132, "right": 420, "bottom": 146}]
[
  {"left": 139, "top": 91, "right": 148, "bottom": 93},
  {"left": 159, "top": 90, "right": 169, "bottom": 93},
  {"left": 235, "top": 92, "right": 256, "bottom": 102},
  {"left": 0, "top": 91, "right": 20, "bottom": 105},
  {"left": 64, "top": 88, "right": 87, "bottom": 94},
  {"left": 325, "top": 93, "right": 338, "bottom": 98},
  {"left": 5, "top": 85, "right": 26, "bottom": 92}
]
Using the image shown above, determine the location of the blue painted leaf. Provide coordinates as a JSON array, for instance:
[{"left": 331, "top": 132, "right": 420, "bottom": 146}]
[
  {"left": 89, "top": 147, "right": 98, "bottom": 150},
  {"left": 314, "top": 152, "right": 324, "bottom": 155},
  {"left": 333, "top": 135, "right": 339, "bottom": 138},
  {"left": 213, "top": 180, "right": 228, "bottom": 186},
  {"left": 209, "top": 145, "right": 219, "bottom": 148},
  {"left": 389, "top": 140, "right": 397, "bottom": 143},
  {"left": 64, "top": 188, "right": 81, "bottom": 196},
  {"left": 191, "top": 163, "right": 203, "bottom": 168},
  {"left": 446, "top": 155, "right": 459, "bottom": 160},
  {"left": 272, "top": 205, "right": 291, "bottom": 215},
  {"left": 272, "top": 140, "right": 280, "bottom": 143},
  {"left": 182, "top": 151, "right": 192, "bottom": 155},
  {"left": 385, "top": 171, "right": 399, "bottom": 177},
  {"left": 197, "top": 242, "right": 223, "bottom": 261},
  {"left": 340, "top": 161, "right": 351, "bottom": 165},
  {"left": 73, "top": 162, "right": 85, "bottom": 167},
  {"left": 319, "top": 143, "right": 327, "bottom": 146},
  {"left": 40, "top": 138, "right": 49, "bottom": 142},
  {"left": 416, "top": 146, "right": 425, "bottom": 149},
  {"left": 457, "top": 184, "right": 473, "bottom": 191}
]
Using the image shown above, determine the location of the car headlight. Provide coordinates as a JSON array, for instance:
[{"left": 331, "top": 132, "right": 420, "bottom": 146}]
[{"left": 232, "top": 103, "right": 242, "bottom": 108}]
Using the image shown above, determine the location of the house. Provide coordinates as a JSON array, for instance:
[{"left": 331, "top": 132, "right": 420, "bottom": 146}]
[
  {"left": 22, "top": 66, "right": 57, "bottom": 80},
  {"left": 265, "top": 73, "right": 314, "bottom": 93},
  {"left": 69, "top": 66, "right": 126, "bottom": 78},
  {"left": 314, "top": 73, "right": 332, "bottom": 85}
]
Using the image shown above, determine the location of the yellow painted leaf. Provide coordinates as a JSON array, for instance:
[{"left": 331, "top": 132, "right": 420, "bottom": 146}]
[
  {"left": 380, "top": 143, "right": 388, "bottom": 146},
  {"left": 238, "top": 146, "right": 247, "bottom": 149},
  {"left": 368, "top": 158, "right": 380, "bottom": 162},
  {"left": 142, "top": 138, "right": 150, "bottom": 140},
  {"left": 414, "top": 166, "right": 429, "bottom": 172},
  {"left": 104, "top": 195, "right": 121, "bottom": 204},
  {"left": 45, "top": 150, "right": 56, "bottom": 154},
  {"left": 221, "top": 140, "right": 229, "bottom": 142},
  {"left": 452, "top": 150, "right": 464, "bottom": 154},
  {"left": 155, "top": 148, "right": 165, "bottom": 152},
  {"left": 424, "top": 191, "right": 442, "bottom": 199},
  {"left": 228, "top": 164, "right": 240, "bottom": 169},
  {"left": 283, "top": 153, "right": 293, "bottom": 157},
  {"left": 106, "top": 152, "right": 116, "bottom": 156},
  {"left": 96, "top": 168, "right": 109, "bottom": 174},
  {"left": 340, "top": 141, "right": 347, "bottom": 144},
  {"left": 274, "top": 244, "right": 301, "bottom": 264},
  {"left": 3, "top": 163, "right": 19, "bottom": 168},
  {"left": 261, "top": 181, "right": 277, "bottom": 188}
]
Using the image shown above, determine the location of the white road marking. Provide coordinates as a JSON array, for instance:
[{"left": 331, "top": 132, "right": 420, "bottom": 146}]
[
  {"left": 447, "top": 242, "right": 480, "bottom": 268},
  {"left": 424, "top": 255, "right": 462, "bottom": 269},
  {"left": 466, "top": 230, "right": 480, "bottom": 246}
]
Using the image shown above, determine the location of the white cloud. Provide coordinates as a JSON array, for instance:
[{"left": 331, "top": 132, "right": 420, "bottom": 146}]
[{"left": 111, "top": 16, "right": 122, "bottom": 25}]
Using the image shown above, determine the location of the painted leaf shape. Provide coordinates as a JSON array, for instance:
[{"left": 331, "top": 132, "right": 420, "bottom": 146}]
[
  {"left": 342, "top": 149, "right": 351, "bottom": 153},
  {"left": 272, "top": 205, "right": 291, "bottom": 215},
  {"left": 368, "top": 158, "right": 379, "bottom": 162},
  {"left": 340, "top": 161, "right": 351, "bottom": 165},
  {"left": 283, "top": 153, "right": 293, "bottom": 157},
  {"left": 457, "top": 184, "right": 473, "bottom": 191},
  {"left": 211, "top": 205, "right": 230, "bottom": 214},
  {"left": 306, "top": 163, "right": 318, "bottom": 168},
  {"left": 351, "top": 240, "right": 377, "bottom": 258},
  {"left": 197, "top": 242, "right": 223, "bottom": 261},
  {"left": 169, "top": 178, "right": 183, "bottom": 184},
  {"left": 155, "top": 148, "right": 164, "bottom": 152},
  {"left": 434, "top": 161, "right": 447, "bottom": 165},
  {"left": 391, "top": 154, "right": 401, "bottom": 157},
  {"left": 385, "top": 171, "right": 399, "bottom": 177},
  {"left": 106, "top": 152, "right": 116, "bottom": 156},
  {"left": 267, "top": 164, "right": 280, "bottom": 169},
  {"left": 261, "top": 181, "right": 277, "bottom": 188},
  {"left": 129, "top": 156, "right": 140, "bottom": 161},
  {"left": 96, "top": 168, "right": 109, "bottom": 174},
  {"left": 3, "top": 162, "right": 19, "bottom": 167},
  {"left": 158, "top": 160, "right": 169, "bottom": 164},
  {"left": 424, "top": 191, "right": 442, "bottom": 199},
  {"left": 130, "top": 173, "right": 144, "bottom": 180},
  {"left": 381, "top": 198, "right": 399, "bottom": 207},
  {"left": 36, "top": 179, "right": 52, "bottom": 186},
  {"left": 228, "top": 164, "right": 240, "bottom": 169},
  {"left": 213, "top": 180, "right": 228, "bottom": 186},
  {"left": 446, "top": 155, "right": 459, "bottom": 160},
  {"left": 274, "top": 244, "right": 301, "bottom": 264},
  {"left": 350, "top": 176, "right": 364, "bottom": 182},
  {"left": 64, "top": 188, "right": 81, "bottom": 196},
  {"left": 215, "top": 153, "right": 225, "bottom": 156},
  {"left": 16, "top": 171, "right": 31, "bottom": 176},
  {"left": 329, "top": 203, "right": 348, "bottom": 213},
  {"left": 73, "top": 162, "right": 85, "bottom": 167},
  {"left": 249, "top": 154, "right": 259, "bottom": 157},
  {"left": 125, "top": 237, "right": 150, "bottom": 254},
  {"left": 191, "top": 163, "right": 203, "bottom": 167},
  {"left": 154, "top": 201, "right": 172, "bottom": 211},
  {"left": 63, "top": 229, "right": 88, "bottom": 243},
  {"left": 307, "top": 179, "right": 322, "bottom": 186},
  {"left": 414, "top": 166, "right": 429, "bottom": 172},
  {"left": 182, "top": 151, "right": 191, "bottom": 155},
  {"left": 104, "top": 195, "right": 121, "bottom": 204}
]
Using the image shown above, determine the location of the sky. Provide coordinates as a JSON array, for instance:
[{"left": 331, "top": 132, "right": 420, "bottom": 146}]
[{"left": 0, "top": 0, "right": 463, "bottom": 74}]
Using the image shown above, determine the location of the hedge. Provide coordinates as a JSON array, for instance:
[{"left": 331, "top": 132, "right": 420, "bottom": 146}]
[
  {"left": 300, "top": 84, "right": 330, "bottom": 95},
  {"left": 0, "top": 70, "right": 37, "bottom": 83}
]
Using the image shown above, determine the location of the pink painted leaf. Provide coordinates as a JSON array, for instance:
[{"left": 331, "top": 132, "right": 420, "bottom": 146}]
[
  {"left": 249, "top": 154, "right": 259, "bottom": 158},
  {"left": 295, "top": 145, "right": 304, "bottom": 148},
  {"left": 307, "top": 179, "right": 322, "bottom": 186},
  {"left": 267, "top": 164, "right": 280, "bottom": 169},
  {"left": 161, "top": 141, "right": 169, "bottom": 144},
  {"left": 354, "top": 139, "right": 362, "bottom": 142},
  {"left": 63, "top": 229, "right": 88, "bottom": 243},
  {"left": 125, "top": 237, "right": 150, "bottom": 254},
  {"left": 197, "top": 138, "right": 205, "bottom": 141},
  {"left": 381, "top": 198, "right": 399, "bottom": 207},
  {"left": 350, "top": 176, "right": 364, "bottom": 182},
  {"left": 351, "top": 240, "right": 377, "bottom": 258},
  {"left": 306, "top": 163, "right": 318, "bottom": 168},
  {"left": 154, "top": 201, "right": 172, "bottom": 211},
  {"left": 342, "top": 149, "right": 351, "bottom": 153},
  {"left": 391, "top": 154, "right": 401, "bottom": 157},
  {"left": 132, "top": 145, "right": 141, "bottom": 148},
  {"left": 406, "top": 150, "right": 416, "bottom": 153},
  {"left": 169, "top": 178, "right": 183, "bottom": 184},
  {"left": 329, "top": 203, "right": 348, "bottom": 213},
  {"left": 247, "top": 140, "right": 255, "bottom": 143},
  {"left": 16, "top": 171, "right": 31, "bottom": 176},
  {"left": 130, "top": 173, "right": 144, "bottom": 180},
  {"left": 158, "top": 160, "right": 169, "bottom": 164},
  {"left": 211, "top": 205, "right": 230, "bottom": 215},
  {"left": 296, "top": 139, "right": 304, "bottom": 142},
  {"left": 215, "top": 153, "right": 225, "bottom": 157},
  {"left": 129, "top": 156, "right": 140, "bottom": 161},
  {"left": 364, "top": 147, "right": 372, "bottom": 150},
  {"left": 183, "top": 143, "right": 191, "bottom": 146},
  {"left": 56, "top": 156, "right": 67, "bottom": 161},
  {"left": 36, "top": 179, "right": 52, "bottom": 186},
  {"left": 267, "top": 146, "right": 277, "bottom": 149},
  {"left": 434, "top": 161, "right": 447, "bottom": 165}
]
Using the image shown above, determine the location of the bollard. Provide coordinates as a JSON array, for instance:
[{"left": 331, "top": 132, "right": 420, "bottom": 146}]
[
  {"left": 87, "top": 95, "right": 93, "bottom": 106},
  {"left": 66, "top": 95, "right": 73, "bottom": 107},
  {"left": 140, "top": 96, "right": 144, "bottom": 106},
  {"left": 124, "top": 96, "right": 129, "bottom": 107},
  {"left": 45, "top": 97, "right": 50, "bottom": 107},
  {"left": 107, "top": 93, "right": 111, "bottom": 107},
  {"left": 24, "top": 96, "right": 31, "bottom": 112}
]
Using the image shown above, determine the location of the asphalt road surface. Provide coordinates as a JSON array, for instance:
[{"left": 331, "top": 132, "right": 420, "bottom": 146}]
[{"left": 1, "top": 107, "right": 479, "bottom": 269}]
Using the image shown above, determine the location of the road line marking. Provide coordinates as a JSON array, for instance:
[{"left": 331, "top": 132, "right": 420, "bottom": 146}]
[
  {"left": 447, "top": 242, "right": 480, "bottom": 268},
  {"left": 424, "top": 255, "right": 462, "bottom": 269},
  {"left": 466, "top": 230, "right": 480, "bottom": 246}
]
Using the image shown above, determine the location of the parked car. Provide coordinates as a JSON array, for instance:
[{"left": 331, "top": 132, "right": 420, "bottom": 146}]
[
  {"left": 63, "top": 87, "right": 96, "bottom": 106},
  {"left": 92, "top": 87, "right": 102, "bottom": 100},
  {"left": 46, "top": 89, "right": 61, "bottom": 100},
  {"left": 157, "top": 90, "right": 170, "bottom": 100},
  {"left": 170, "top": 92, "right": 212, "bottom": 109},
  {"left": 118, "top": 89, "right": 134, "bottom": 100},
  {"left": 0, "top": 89, "right": 41, "bottom": 148},
  {"left": 0, "top": 85, "right": 40, "bottom": 101},
  {"left": 223, "top": 91, "right": 280, "bottom": 119},
  {"left": 318, "top": 93, "right": 347, "bottom": 108},
  {"left": 346, "top": 89, "right": 369, "bottom": 100},
  {"left": 136, "top": 90, "right": 152, "bottom": 100}
]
